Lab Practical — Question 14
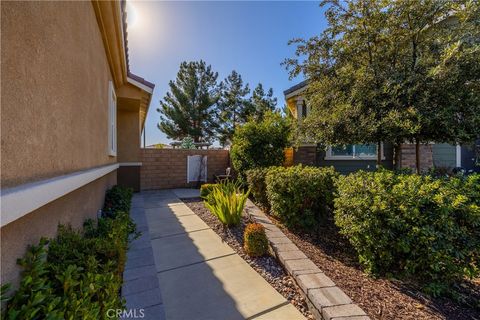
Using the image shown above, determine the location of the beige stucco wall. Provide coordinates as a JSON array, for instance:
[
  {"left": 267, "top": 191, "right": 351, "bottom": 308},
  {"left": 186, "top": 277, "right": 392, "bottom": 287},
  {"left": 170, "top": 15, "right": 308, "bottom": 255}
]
[
  {"left": 1, "top": 1, "right": 115, "bottom": 188},
  {"left": 117, "top": 110, "right": 140, "bottom": 163},
  {"left": 0, "top": 171, "right": 116, "bottom": 287}
]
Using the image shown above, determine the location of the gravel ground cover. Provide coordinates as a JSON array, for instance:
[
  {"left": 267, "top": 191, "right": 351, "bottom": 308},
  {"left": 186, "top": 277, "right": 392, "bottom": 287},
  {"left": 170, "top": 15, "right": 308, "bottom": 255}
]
[{"left": 182, "top": 198, "right": 313, "bottom": 319}]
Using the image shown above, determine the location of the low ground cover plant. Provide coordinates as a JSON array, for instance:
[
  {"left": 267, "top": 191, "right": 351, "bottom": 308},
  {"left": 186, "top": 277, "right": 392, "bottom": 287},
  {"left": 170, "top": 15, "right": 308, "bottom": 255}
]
[
  {"left": 334, "top": 170, "right": 480, "bottom": 296},
  {"left": 244, "top": 223, "right": 269, "bottom": 257},
  {"left": 204, "top": 180, "right": 249, "bottom": 227},
  {"left": 265, "top": 165, "right": 338, "bottom": 231},
  {"left": 2, "top": 186, "right": 136, "bottom": 319}
]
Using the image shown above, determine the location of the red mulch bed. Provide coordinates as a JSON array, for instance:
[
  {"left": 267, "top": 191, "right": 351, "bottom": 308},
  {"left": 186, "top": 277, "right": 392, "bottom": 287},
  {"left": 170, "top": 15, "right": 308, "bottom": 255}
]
[{"left": 265, "top": 212, "right": 480, "bottom": 320}]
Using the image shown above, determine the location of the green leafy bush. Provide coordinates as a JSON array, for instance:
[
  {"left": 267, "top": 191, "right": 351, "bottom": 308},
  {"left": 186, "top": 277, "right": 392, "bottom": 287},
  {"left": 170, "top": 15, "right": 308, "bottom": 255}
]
[
  {"left": 244, "top": 223, "right": 269, "bottom": 257},
  {"left": 3, "top": 185, "right": 136, "bottom": 319},
  {"left": 266, "top": 165, "right": 338, "bottom": 230},
  {"left": 204, "top": 181, "right": 250, "bottom": 227},
  {"left": 334, "top": 171, "right": 480, "bottom": 296},
  {"left": 200, "top": 183, "right": 218, "bottom": 199},
  {"left": 231, "top": 111, "right": 290, "bottom": 184},
  {"left": 103, "top": 185, "right": 133, "bottom": 218},
  {"left": 246, "top": 167, "right": 274, "bottom": 210}
]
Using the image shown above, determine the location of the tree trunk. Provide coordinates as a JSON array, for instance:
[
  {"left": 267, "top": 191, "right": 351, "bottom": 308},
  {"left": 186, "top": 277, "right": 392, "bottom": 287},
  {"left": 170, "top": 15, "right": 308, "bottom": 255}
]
[
  {"left": 415, "top": 139, "right": 421, "bottom": 174},
  {"left": 377, "top": 141, "right": 382, "bottom": 167},
  {"left": 393, "top": 143, "right": 401, "bottom": 170}
]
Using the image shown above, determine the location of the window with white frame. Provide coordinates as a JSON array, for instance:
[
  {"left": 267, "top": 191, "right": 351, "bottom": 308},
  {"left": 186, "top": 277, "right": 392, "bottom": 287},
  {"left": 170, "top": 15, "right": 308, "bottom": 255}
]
[
  {"left": 108, "top": 81, "right": 117, "bottom": 156},
  {"left": 325, "top": 143, "right": 383, "bottom": 160}
]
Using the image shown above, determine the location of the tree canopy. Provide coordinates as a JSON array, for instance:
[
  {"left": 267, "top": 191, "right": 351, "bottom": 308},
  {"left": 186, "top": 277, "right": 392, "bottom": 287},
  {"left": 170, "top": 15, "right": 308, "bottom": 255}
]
[
  {"left": 250, "top": 83, "right": 277, "bottom": 121},
  {"left": 158, "top": 61, "right": 279, "bottom": 145},
  {"left": 157, "top": 60, "right": 220, "bottom": 142},
  {"left": 217, "top": 71, "right": 251, "bottom": 146},
  {"left": 284, "top": 0, "right": 480, "bottom": 170},
  {"left": 231, "top": 111, "right": 291, "bottom": 183}
]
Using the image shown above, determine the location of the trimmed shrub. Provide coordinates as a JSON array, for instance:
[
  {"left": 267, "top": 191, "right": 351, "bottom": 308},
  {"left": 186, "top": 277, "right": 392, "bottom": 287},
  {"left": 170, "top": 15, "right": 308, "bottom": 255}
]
[
  {"left": 200, "top": 183, "right": 217, "bottom": 199},
  {"left": 231, "top": 111, "right": 291, "bottom": 184},
  {"left": 266, "top": 165, "right": 338, "bottom": 231},
  {"left": 244, "top": 223, "right": 269, "bottom": 257},
  {"left": 246, "top": 167, "right": 274, "bottom": 210},
  {"left": 204, "top": 181, "right": 249, "bottom": 227},
  {"left": 103, "top": 185, "right": 133, "bottom": 218},
  {"left": 3, "top": 185, "right": 136, "bottom": 319},
  {"left": 334, "top": 171, "right": 480, "bottom": 296}
]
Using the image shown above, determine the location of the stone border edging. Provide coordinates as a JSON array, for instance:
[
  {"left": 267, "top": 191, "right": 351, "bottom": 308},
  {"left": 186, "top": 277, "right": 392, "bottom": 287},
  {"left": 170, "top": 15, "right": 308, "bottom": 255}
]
[{"left": 245, "top": 200, "right": 370, "bottom": 320}]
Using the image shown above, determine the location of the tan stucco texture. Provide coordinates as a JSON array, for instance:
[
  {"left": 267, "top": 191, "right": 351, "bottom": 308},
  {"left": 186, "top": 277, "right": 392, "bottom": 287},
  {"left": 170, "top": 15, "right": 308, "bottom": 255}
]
[
  {"left": 0, "top": 171, "right": 116, "bottom": 287},
  {"left": 117, "top": 110, "right": 140, "bottom": 163},
  {"left": 1, "top": 1, "right": 115, "bottom": 188}
]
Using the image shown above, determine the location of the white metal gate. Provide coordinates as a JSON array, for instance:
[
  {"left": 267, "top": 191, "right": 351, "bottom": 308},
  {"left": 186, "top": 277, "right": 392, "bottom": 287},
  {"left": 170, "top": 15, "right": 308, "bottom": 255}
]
[{"left": 187, "top": 155, "right": 207, "bottom": 183}]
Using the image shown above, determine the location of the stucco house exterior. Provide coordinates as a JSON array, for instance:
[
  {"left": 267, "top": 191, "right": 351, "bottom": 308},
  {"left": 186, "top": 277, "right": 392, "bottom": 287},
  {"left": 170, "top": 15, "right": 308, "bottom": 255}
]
[
  {"left": 284, "top": 81, "right": 479, "bottom": 173},
  {"left": 1, "top": 0, "right": 154, "bottom": 286}
]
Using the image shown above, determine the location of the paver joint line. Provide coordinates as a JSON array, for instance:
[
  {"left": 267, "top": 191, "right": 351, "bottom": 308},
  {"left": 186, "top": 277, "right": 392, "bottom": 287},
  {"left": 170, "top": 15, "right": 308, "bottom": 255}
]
[
  {"left": 156, "top": 252, "right": 237, "bottom": 274},
  {"left": 149, "top": 227, "right": 211, "bottom": 240},
  {"left": 133, "top": 191, "right": 305, "bottom": 320},
  {"left": 306, "top": 285, "right": 336, "bottom": 293}
]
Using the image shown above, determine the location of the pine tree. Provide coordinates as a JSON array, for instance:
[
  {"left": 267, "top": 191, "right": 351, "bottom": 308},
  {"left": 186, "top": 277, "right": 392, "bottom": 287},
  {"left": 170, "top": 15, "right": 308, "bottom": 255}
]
[
  {"left": 217, "top": 70, "right": 251, "bottom": 146},
  {"left": 157, "top": 60, "right": 220, "bottom": 143},
  {"left": 250, "top": 83, "right": 277, "bottom": 121}
]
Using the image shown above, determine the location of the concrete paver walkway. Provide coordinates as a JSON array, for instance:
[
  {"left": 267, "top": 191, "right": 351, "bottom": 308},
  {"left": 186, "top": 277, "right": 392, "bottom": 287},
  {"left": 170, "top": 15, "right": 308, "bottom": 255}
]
[{"left": 123, "top": 189, "right": 305, "bottom": 320}]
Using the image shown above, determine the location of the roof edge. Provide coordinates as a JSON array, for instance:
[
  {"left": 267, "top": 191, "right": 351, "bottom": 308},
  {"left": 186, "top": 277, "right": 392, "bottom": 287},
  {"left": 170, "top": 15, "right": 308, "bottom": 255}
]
[{"left": 283, "top": 80, "right": 308, "bottom": 97}]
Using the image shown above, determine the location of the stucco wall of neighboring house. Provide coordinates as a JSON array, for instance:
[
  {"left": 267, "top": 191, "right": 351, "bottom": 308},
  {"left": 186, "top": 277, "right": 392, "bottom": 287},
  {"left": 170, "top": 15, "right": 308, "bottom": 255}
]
[
  {"left": 432, "top": 143, "right": 456, "bottom": 168},
  {"left": 1, "top": 1, "right": 115, "bottom": 189},
  {"left": 315, "top": 143, "right": 394, "bottom": 174},
  {"left": 0, "top": 172, "right": 116, "bottom": 287},
  {"left": 117, "top": 110, "right": 141, "bottom": 163}
]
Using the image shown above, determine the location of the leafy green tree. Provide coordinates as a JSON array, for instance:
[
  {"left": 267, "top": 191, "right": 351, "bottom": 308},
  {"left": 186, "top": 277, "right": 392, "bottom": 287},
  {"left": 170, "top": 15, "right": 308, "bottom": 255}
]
[
  {"left": 217, "top": 71, "right": 251, "bottom": 146},
  {"left": 157, "top": 60, "right": 220, "bottom": 142},
  {"left": 284, "top": 0, "right": 480, "bottom": 172},
  {"left": 180, "top": 136, "right": 195, "bottom": 149},
  {"left": 249, "top": 83, "right": 277, "bottom": 121},
  {"left": 231, "top": 111, "right": 291, "bottom": 183}
]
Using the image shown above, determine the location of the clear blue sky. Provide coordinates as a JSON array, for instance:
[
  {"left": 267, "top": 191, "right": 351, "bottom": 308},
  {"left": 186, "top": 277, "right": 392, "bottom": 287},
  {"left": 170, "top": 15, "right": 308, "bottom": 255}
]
[{"left": 126, "top": 1, "right": 327, "bottom": 146}]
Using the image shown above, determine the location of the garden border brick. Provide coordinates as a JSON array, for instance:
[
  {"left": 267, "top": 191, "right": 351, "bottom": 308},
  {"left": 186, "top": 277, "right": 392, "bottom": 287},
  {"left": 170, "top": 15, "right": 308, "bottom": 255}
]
[{"left": 245, "top": 200, "right": 370, "bottom": 320}]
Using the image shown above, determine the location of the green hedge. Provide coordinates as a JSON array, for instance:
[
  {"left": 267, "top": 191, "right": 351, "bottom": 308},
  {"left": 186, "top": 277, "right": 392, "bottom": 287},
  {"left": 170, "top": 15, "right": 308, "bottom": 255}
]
[
  {"left": 265, "top": 165, "right": 338, "bottom": 231},
  {"left": 334, "top": 171, "right": 480, "bottom": 296},
  {"left": 103, "top": 185, "right": 133, "bottom": 218},
  {"left": 246, "top": 167, "right": 274, "bottom": 211},
  {"left": 2, "top": 186, "right": 136, "bottom": 319}
]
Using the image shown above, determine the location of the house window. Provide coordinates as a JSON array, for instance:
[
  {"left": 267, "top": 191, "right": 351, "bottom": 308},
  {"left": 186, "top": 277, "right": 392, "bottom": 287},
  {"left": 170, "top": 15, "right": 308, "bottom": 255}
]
[
  {"left": 108, "top": 81, "right": 117, "bottom": 156},
  {"left": 326, "top": 143, "right": 382, "bottom": 160}
]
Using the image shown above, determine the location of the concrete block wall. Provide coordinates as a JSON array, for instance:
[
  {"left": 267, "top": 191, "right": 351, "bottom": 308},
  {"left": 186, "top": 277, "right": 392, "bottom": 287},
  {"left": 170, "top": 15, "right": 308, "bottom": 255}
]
[{"left": 140, "top": 149, "right": 230, "bottom": 190}]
